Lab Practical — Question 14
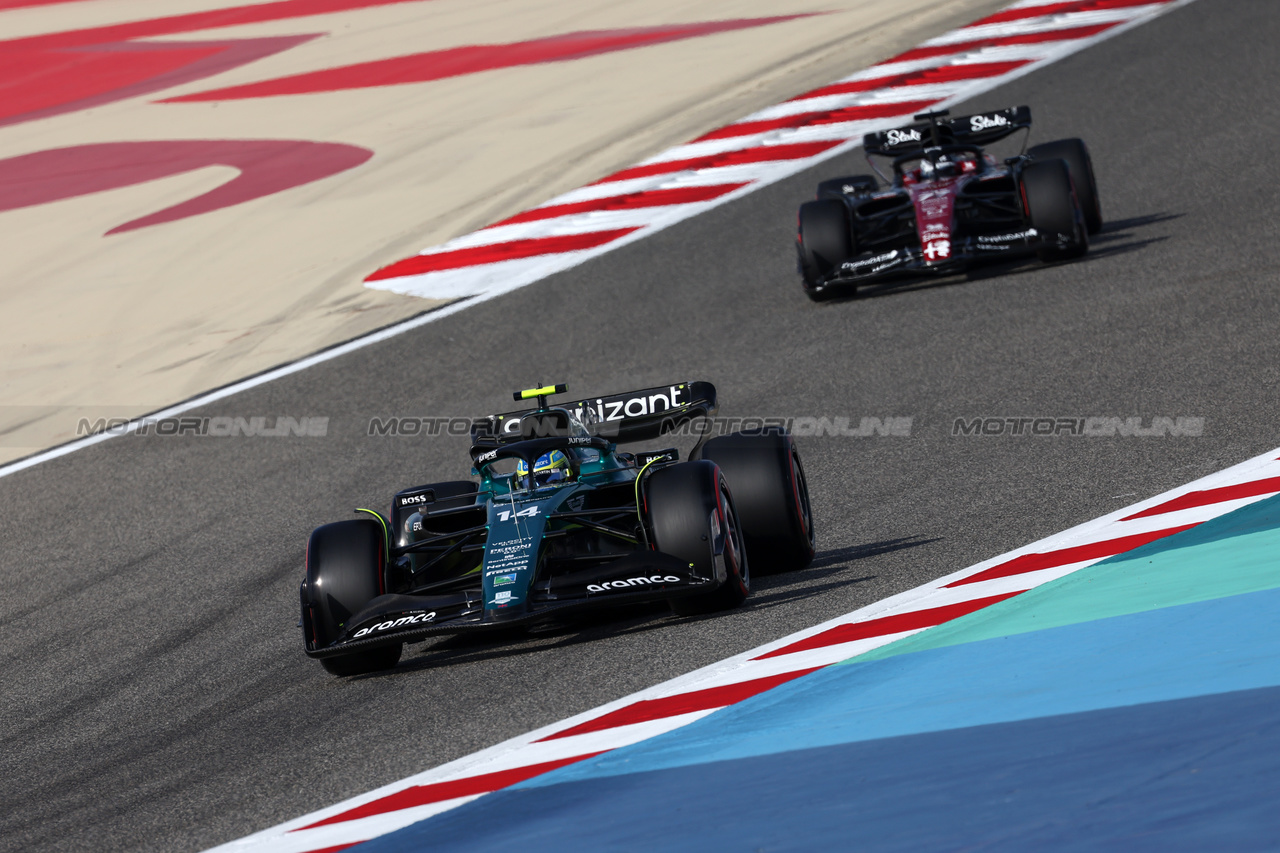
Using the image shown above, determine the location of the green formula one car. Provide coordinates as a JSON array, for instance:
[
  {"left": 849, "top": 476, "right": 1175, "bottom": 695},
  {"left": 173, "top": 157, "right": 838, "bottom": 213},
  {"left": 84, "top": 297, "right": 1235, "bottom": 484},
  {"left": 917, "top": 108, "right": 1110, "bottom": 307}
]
[{"left": 299, "top": 382, "right": 815, "bottom": 675}]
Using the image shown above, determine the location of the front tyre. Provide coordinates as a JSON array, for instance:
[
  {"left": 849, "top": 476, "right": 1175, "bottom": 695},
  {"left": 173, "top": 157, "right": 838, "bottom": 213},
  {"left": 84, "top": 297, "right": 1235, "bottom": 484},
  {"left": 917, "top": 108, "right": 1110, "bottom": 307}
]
[
  {"left": 797, "top": 199, "right": 855, "bottom": 301},
  {"left": 1028, "top": 138, "right": 1101, "bottom": 234},
  {"left": 302, "top": 518, "right": 402, "bottom": 676},
  {"left": 701, "top": 430, "right": 815, "bottom": 573},
  {"left": 1021, "top": 158, "right": 1088, "bottom": 262},
  {"left": 646, "top": 461, "right": 749, "bottom": 616}
]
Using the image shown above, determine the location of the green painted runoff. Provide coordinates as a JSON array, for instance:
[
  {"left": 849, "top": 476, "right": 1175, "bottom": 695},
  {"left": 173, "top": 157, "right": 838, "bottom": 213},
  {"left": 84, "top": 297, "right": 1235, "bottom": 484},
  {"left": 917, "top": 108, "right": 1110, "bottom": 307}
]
[{"left": 846, "top": 491, "right": 1280, "bottom": 665}]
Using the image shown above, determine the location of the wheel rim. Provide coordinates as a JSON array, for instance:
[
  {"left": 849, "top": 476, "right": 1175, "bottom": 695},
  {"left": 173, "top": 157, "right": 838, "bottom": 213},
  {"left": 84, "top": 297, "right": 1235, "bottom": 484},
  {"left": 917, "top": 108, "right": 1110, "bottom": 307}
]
[
  {"left": 791, "top": 450, "right": 815, "bottom": 549},
  {"left": 721, "top": 485, "right": 749, "bottom": 589}
]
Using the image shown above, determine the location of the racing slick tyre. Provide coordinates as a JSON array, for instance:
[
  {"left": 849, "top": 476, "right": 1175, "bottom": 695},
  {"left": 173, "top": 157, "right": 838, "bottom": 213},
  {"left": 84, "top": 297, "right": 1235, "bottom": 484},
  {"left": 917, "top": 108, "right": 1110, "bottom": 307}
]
[
  {"left": 701, "top": 430, "right": 814, "bottom": 574},
  {"left": 1028, "top": 138, "right": 1101, "bottom": 235},
  {"left": 304, "top": 518, "right": 402, "bottom": 676},
  {"left": 816, "top": 175, "right": 878, "bottom": 199},
  {"left": 797, "top": 198, "right": 855, "bottom": 302},
  {"left": 646, "top": 461, "right": 749, "bottom": 616},
  {"left": 1020, "top": 159, "right": 1088, "bottom": 262}
]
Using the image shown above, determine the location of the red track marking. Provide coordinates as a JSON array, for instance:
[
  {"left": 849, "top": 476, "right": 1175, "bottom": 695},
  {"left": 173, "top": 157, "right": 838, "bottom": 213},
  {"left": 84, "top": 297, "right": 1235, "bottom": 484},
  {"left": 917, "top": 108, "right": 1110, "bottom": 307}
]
[
  {"left": 971, "top": 0, "right": 1165, "bottom": 27},
  {"left": 0, "top": 36, "right": 316, "bottom": 129},
  {"left": 297, "top": 754, "right": 603, "bottom": 829},
  {"left": 752, "top": 592, "right": 1022, "bottom": 660},
  {"left": 694, "top": 100, "right": 940, "bottom": 142},
  {"left": 946, "top": 523, "right": 1201, "bottom": 587},
  {"left": 537, "top": 668, "right": 824, "bottom": 742},
  {"left": 796, "top": 60, "right": 1031, "bottom": 101},
  {"left": 163, "top": 16, "right": 815, "bottom": 102},
  {"left": 493, "top": 183, "right": 749, "bottom": 227},
  {"left": 364, "top": 229, "right": 640, "bottom": 280},
  {"left": 0, "top": 43, "right": 220, "bottom": 122},
  {"left": 0, "top": 140, "right": 372, "bottom": 234},
  {"left": 600, "top": 140, "right": 843, "bottom": 184},
  {"left": 0, "top": 0, "right": 428, "bottom": 51},
  {"left": 1122, "top": 476, "right": 1280, "bottom": 521},
  {"left": 891, "top": 22, "right": 1116, "bottom": 63}
]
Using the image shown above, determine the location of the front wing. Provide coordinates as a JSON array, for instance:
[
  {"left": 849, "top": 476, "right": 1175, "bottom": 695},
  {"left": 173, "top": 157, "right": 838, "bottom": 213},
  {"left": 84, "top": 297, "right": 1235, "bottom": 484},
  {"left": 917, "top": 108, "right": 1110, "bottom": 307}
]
[
  {"left": 810, "top": 228, "right": 1057, "bottom": 286},
  {"left": 303, "top": 551, "right": 713, "bottom": 658}
]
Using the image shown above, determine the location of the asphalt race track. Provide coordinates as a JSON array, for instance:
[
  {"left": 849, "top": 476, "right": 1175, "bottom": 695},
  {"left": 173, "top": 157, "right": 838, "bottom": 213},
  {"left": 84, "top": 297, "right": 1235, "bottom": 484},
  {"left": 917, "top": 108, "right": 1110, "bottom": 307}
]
[{"left": 2, "top": 1, "right": 1278, "bottom": 850}]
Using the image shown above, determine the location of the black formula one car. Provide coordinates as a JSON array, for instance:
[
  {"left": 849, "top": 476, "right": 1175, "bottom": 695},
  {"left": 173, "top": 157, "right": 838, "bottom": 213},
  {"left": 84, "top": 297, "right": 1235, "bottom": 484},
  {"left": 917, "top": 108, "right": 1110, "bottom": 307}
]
[
  {"left": 299, "top": 382, "right": 815, "bottom": 676},
  {"left": 796, "top": 105, "right": 1102, "bottom": 301}
]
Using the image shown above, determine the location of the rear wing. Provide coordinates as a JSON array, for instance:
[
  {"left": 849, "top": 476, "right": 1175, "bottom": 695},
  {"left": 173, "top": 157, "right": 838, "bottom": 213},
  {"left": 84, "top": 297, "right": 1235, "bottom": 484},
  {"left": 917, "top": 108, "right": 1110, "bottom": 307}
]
[
  {"left": 863, "top": 106, "right": 1031, "bottom": 156},
  {"left": 472, "top": 381, "right": 717, "bottom": 445}
]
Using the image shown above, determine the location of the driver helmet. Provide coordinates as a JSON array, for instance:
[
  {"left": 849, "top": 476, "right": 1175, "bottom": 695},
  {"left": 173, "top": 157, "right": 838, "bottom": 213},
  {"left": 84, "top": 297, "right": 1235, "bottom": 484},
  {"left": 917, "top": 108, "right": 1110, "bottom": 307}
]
[
  {"left": 517, "top": 449, "right": 573, "bottom": 488},
  {"left": 920, "top": 150, "right": 958, "bottom": 178}
]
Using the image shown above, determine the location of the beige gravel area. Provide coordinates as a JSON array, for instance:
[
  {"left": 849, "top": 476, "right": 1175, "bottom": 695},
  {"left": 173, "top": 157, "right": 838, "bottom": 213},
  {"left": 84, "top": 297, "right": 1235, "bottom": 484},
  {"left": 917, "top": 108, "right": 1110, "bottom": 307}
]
[{"left": 0, "top": 0, "right": 1011, "bottom": 465}]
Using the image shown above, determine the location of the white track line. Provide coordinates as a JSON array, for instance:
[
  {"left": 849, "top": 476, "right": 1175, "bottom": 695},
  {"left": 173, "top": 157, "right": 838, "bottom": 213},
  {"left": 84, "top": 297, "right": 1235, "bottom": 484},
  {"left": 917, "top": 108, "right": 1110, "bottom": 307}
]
[
  {"left": 362, "top": 0, "right": 1192, "bottom": 299},
  {"left": 0, "top": 1, "right": 1194, "bottom": 481},
  {"left": 211, "top": 439, "right": 1278, "bottom": 853}
]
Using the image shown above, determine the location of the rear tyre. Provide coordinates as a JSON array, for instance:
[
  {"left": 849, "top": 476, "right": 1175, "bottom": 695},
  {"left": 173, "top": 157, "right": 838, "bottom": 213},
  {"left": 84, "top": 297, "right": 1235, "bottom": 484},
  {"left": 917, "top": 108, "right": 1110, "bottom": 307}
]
[
  {"left": 701, "top": 430, "right": 815, "bottom": 573},
  {"left": 1028, "top": 138, "right": 1101, "bottom": 234},
  {"left": 797, "top": 199, "right": 855, "bottom": 301},
  {"left": 646, "top": 461, "right": 749, "bottom": 616},
  {"left": 816, "top": 175, "right": 878, "bottom": 199},
  {"left": 303, "top": 518, "right": 402, "bottom": 676},
  {"left": 1020, "top": 159, "right": 1088, "bottom": 262}
]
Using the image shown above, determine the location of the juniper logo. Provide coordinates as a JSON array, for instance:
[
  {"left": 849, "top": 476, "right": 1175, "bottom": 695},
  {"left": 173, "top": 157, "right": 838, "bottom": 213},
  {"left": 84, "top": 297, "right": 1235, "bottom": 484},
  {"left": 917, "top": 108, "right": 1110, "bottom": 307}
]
[{"left": 952, "top": 417, "right": 1204, "bottom": 437}]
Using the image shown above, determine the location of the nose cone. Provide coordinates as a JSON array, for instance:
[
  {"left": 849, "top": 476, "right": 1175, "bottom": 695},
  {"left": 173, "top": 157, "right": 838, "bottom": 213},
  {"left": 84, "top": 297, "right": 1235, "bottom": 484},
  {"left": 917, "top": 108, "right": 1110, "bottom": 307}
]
[{"left": 910, "top": 181, "right": 958, "bottom": 265}]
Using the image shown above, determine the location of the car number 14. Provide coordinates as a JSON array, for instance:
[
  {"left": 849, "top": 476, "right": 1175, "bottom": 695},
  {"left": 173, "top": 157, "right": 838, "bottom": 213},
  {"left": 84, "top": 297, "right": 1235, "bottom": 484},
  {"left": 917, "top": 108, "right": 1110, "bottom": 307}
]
[{"left": 496, "top": 506, "right": 541, "bottom": 522}]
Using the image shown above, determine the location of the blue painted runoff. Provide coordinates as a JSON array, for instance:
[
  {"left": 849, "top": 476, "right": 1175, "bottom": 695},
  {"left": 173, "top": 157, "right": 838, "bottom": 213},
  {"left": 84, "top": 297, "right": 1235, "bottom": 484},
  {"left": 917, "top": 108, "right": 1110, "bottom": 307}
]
[
  {"left": 359, "top": 684, "right": 1280, "bottom": 852},
  {"left": 530, "top": 584, "right": 1280, "bottom": 781},
  {"left": 356, "top": 585, "right": 1280, "bottom": 852}
]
